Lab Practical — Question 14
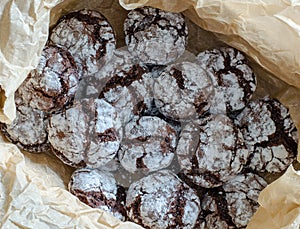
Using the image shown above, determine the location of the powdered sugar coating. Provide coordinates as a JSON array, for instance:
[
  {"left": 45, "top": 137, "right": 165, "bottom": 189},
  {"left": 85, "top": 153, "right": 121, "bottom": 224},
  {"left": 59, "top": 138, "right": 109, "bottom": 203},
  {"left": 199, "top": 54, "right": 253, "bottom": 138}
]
[
  {"left": 235, "top": 96, "right": 298, "bottom": 173},
  {"left": 118, "top": 116, "right": 177, "bottom": 173},
  {"left": 176, "top": 114, "right": 249, "bottom": 188},
  {"left": 48, "top": 98, "right": 121, "bottom": 168},
  {"left": 0, "top": 95, "right": 50, "bottom": 153},
  {"left": 124, "top": 6, "right": 188, "bottom": 65},
  {"left": 50, "top": 9, "right": 116, "bottom": 76},
  {"left": 17, "top": 45, "right": 79, "bottom": 113},
  {"left": 200, "top": 173, "right": 267, "bottom": 229},
  {"left": 196, "top": 47, "right": 256, "bottom": 116},
  {"left": 154, "top": 61, "right": 214, "bottom": 121},
  {"left": 69, "top": 168, "right": 126, "bottom": 220},
  {"left": 126, "top": 170, "right": 201, "bottom": 229},
  {"left": 97, "top": 48, "right": 154, "bottom": 125}
]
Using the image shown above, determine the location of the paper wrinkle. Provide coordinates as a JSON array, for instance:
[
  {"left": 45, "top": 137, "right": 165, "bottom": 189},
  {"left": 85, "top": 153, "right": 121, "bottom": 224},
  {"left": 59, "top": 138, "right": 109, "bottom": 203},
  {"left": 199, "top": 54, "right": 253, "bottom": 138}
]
[{"left": 0, "top": 0, "right": 300, "bottom": 228}]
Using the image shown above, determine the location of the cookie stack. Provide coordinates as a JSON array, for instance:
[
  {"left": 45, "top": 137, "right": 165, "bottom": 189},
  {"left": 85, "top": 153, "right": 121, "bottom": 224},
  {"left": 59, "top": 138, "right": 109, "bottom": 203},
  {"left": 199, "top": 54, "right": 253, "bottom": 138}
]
[{"left": 1, "top": 6, "right": 298, "bottom": 229}]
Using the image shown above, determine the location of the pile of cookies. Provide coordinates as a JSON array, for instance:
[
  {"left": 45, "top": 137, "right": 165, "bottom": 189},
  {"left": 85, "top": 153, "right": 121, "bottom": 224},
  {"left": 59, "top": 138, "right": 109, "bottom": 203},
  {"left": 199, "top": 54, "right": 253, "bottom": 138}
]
[{"left": 1, "top": 6, "right": 298, "bottom": 229}]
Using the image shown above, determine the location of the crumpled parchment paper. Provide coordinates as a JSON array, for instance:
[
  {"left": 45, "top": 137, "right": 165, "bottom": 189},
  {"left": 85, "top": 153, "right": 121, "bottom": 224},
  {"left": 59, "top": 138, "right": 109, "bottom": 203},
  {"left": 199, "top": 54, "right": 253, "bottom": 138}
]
[{"left": 0, "top": 0, "right": 300, "bottom": 228}]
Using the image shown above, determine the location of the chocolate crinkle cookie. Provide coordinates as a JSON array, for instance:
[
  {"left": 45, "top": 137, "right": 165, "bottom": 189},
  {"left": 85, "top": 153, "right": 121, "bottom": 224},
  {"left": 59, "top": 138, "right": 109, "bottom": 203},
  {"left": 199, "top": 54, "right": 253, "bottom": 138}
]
[
  {"left": 126, "top": 169, "right": 201, "bottom": 229},
  {"left": 124, "top": 6, "right": 188, "bottom": 65},
  {"left": 17, "top": 44, "right": 79, "bottom": 113},
  {"left": 200, "top": 172, "right": 267, "bottom": 229},
  {"left": 235, "top": 96, "right": 298, "bottom": 173},
  {"left": 48, "top": 98, "right": 122, "bottom": 168},
  {"left": 176, "top": 114, "right": 249, "bottom": 188},
  {"left": 69, "top": 168, "right": 127, "bottom": 221},
  {"left": 196, "top": 47, "right": 256, "bottom": 117},
  {"left": 154, "top": 61, "right": 214, "bottom": 121},
  {"left": 49, "top": 9, "right": 116, "bottom": 76},
  {"left": 96, "top": 48, "right": 154, "bottom": 125},
  {"left": 0, "top": 94, "right": 50, "bottom": 153},
  {"left": 118, "top": 116, "right": 177, "bottom": 174}
]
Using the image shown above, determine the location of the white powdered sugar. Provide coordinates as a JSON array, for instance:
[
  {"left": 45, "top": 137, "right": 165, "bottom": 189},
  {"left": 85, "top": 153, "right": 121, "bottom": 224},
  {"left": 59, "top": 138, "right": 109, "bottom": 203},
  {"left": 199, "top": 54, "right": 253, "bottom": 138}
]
[
  {"left": 177, "top": 114, "right": 249, "bottom": 188},
  {"left": 118, "top": 116, "right": 177, "bottom": 173},
  {"left": 196, "top": 47, "right": 256, "bottom": 115},
  {"left": 124, "top": 6, "right": 188, "bottom": 65},
  {"left": 201, "top": 173, "right": 267, "bottom": 229},
  {"left": 97, "top": 48, "right": 154, "bottom": 125},
  {"left": 126, "top": 170, "right": 201, "bottom": 229},
  {"left": 17, "top": 45, "right": 79, "bottom": 113},
  {"left": 69, "top": 168, "right": 126, "bottom": 221},
  {"left": 154, "top": 61, "right": 214, "bottom": 121},
  {"left": 3, "top": 97, "right": 49, "bottom": 153},
  {"left": 50, "top": 9, "right": 116, "bottom": 77},
  {"left": 235, "top": 96, "right": 298, "bottom": 173},
  {"left": 48, "top": 98, "right": 122, "bottom": 168}
]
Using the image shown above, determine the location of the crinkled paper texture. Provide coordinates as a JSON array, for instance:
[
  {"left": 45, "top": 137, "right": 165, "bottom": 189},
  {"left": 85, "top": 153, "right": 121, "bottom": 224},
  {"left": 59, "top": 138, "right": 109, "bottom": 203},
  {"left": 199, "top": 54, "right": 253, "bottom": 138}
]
[
  {"left": 0, "top": 0, "right": 300, "bottom": 228},
  {"left": 0, "top": 137, "right": 142, "bottom": 229}
]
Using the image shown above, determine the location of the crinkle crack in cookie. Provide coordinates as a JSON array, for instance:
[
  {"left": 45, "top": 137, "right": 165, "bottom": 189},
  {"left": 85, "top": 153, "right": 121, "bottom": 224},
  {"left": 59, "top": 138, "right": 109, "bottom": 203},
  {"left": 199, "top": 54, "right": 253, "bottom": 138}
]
[
  {"left": 196, "top": 47, "right": 256, "bottom": 117},
  {"left": 176, "top": 114, "right": 249, "bottom": 188},
  {"left": 97, "top": 48, "right": 154, "bottom": 125},
  {"left": 235, "top": 96, "right": 298, "bottom": 173},
  {"left": 124, "top": 6, "right": 188, "bottom": 65},
  {"left": 17, "top": 44, "right": 79, "bottom": 113},
  {"left": 118, "top": 116, "right": 177, "bottom": 174},
  {"left": 69, "top": 168, "right": 127, "bottom": 221},
  {"left": 154, "top": 61, "right": 214, "bottom": 121},
  {"left": 48, "top": 98, "right": 122, "bottom": 168},
  {"left": 126, "top": 170, "right": 201, "bottom": 229},
  {"left": 0, "top": 94, "right": 50, "bottom": 153},
  {"left": 200, "top": 173, "right": 267, "bottom": 229},
  {"left": 49, "top": 9, "right": 116, "bottom": 77}
]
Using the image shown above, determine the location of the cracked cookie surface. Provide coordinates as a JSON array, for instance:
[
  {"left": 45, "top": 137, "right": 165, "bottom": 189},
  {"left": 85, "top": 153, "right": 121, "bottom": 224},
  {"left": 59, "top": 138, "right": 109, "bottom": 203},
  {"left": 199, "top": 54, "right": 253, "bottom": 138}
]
[
  {"left": 196, "top": 47, "right": 256, "bottom": 117},
  {"left": 235, "top": 96, "right": 298, "bottom": 173},
  {"left": 69, "top": 168, "right": 127, "bottom": 221},
  {"left": 50, "top": 9, "right": 116, "bottom": 76},
  {"left": 176, "top": 114, "right": 249, "bottom": 188},
  {"left": 126, "top": 169, "right": 201, "bottom": 229},
  {"left": 124, "top": 6, "right": 188, "bottom": 65}
]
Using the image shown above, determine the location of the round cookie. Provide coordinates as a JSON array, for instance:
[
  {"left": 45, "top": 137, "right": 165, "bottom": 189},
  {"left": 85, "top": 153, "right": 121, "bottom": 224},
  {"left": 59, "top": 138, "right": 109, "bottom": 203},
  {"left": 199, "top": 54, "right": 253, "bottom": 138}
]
[
  {"left": 118, "top": 116, "right": 177, "bottom": 174},
  {"left": 235, "top": 96, "right": 298, "bottom": 173},
  {"left": 0, "top": 94, "right": 50, "bottom": 153},
  {"left": 126, "top": 169, "right": 201, "bottom": 229},
  {"left": 17, "top": 44, "right": 79, "bottom": 113},
  {"left": 196, "top": 47, "right": 256, "bottom": 116},
  {"left": 49, "top": 9, "right": 116, "bottom": 76},
  {"left": 96, "top": 48, "right": 154, "bottom": 125},
  {"left": 176, "top": 114, "right": 249, "bottom": 188},
  {"left": 153, "top": 61, "right": 214, "bottom": 121},
  {"left": 124, "top": 6, "right": 188, "bottom": 65},
  {"left": 200, "top": 173, "right": 267, "bottom": 229},
  {"left": 48, "top": 98, "right": 122, "bottom": 168},
  {"left": 69, "top": 168, "right": 127, "bottom": 221}
]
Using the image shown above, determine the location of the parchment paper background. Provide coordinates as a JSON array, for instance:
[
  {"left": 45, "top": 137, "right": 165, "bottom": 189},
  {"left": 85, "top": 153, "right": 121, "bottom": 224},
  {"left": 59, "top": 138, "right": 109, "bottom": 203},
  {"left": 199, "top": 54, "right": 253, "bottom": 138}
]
[{"left": 0, "top": 0, "right": 300, "bottom": 228}]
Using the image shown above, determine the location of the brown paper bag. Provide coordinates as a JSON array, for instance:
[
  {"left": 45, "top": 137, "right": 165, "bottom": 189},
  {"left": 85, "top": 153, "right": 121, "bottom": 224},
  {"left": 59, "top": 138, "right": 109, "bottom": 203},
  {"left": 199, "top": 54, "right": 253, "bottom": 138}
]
[{"left": 0, "top": 0, "right": 300, "bottom": 228}]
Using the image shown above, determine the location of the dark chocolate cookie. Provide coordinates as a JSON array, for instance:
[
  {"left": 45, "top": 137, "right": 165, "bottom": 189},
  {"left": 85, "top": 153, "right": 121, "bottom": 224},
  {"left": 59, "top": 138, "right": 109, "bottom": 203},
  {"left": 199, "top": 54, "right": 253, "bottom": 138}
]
[
  {"left": 49, "top": 9, "right": 116, "bottom": 76},
  {"left": 17, "top": 44, "right": 79, "bottom": 113},
  {"left": 126, "top": 169, "right": 201, "bottom": 229},
  {"left": 118, "top": 116, "right": 177, "bottom": 174},
  {"left": 124, "top": 6, "right": 188, "bottom": 65},
  {"left": 96, "top": 48, "right": 154, "bottom": 125},
  {"left": 69, "top": 168, "right": 127, "bottom": 221},
  {"left": 48, "top": 98, "right": 122, "bottom": 168},
  {"left": 176, "top": 114, "right": 249, "bottom": 188},
  {"left": 0, "top": 94, "right": 50, "bottom": 153},
  {"left": 153, "top": 61, "right": 214, "bottom": 121},
  {"left": 196, "top": 47, "right": 256, "bottom": 117},
  {"left": 200, "top": 173, "right": 267, "bottom": 229},
  {"left": 235, "top": 96, "right": 298, "bottom": 173}
]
